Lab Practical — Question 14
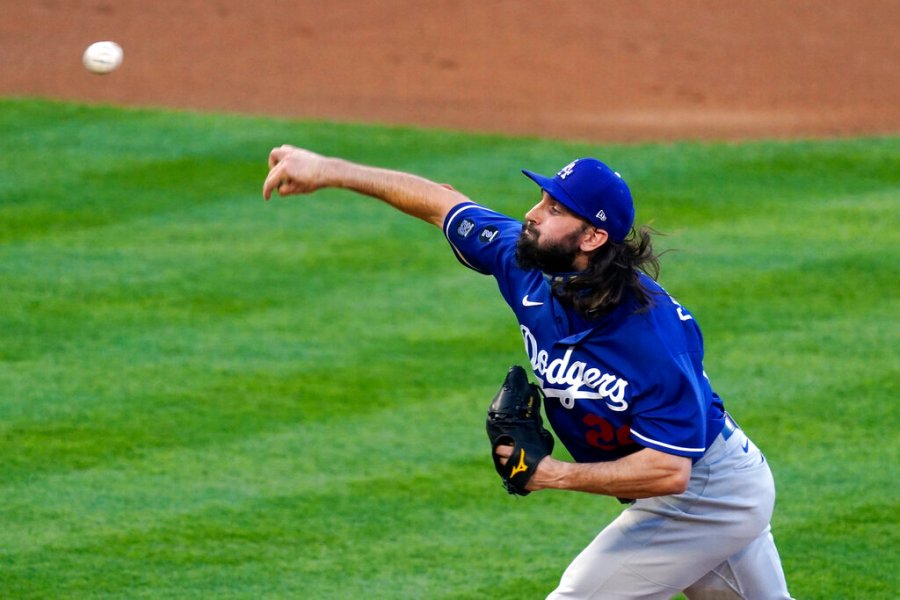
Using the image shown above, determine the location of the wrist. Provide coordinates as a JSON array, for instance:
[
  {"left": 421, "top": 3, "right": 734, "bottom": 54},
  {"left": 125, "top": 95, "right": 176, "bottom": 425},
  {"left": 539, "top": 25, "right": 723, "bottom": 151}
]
[
  {"left": 533, "top": 456, "right": 569, "bottom": 490},
  {"left": 323, "top": 157, "right": 347, "bottom": 188}
]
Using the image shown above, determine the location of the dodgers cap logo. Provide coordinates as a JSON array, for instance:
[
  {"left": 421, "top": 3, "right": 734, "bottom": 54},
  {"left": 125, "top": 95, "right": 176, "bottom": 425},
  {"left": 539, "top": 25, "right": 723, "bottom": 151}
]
[{"left": 521, "top": 158, "right": 635, "bottom": 243}]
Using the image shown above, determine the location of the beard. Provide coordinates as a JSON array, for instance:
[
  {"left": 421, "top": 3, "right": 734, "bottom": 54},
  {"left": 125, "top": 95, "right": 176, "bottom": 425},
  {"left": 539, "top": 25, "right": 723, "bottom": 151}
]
[{"left": 515, "top": 223, "right": 583, "bottom": 273}]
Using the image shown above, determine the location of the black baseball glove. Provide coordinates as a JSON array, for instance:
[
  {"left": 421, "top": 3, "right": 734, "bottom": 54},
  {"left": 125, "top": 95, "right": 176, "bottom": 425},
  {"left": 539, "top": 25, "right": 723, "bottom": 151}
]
[{"left": 486, "top": 365, "right": 555, "bottom": 496}]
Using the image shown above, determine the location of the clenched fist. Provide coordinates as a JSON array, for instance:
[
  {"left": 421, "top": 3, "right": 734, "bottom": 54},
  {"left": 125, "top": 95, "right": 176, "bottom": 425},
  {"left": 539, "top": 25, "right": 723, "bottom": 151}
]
[{"left": 262, "top": 145, "right": 332, "bottom": 200}]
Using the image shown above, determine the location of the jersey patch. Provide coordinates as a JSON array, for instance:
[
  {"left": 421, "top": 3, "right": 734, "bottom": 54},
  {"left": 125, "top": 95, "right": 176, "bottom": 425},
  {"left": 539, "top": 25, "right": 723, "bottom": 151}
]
[
  {"left": 456, "top": 218, "right": 476, "bottom": 239},
  {"left": 478, "top": 226, "right": 500, "bottom": 244}
]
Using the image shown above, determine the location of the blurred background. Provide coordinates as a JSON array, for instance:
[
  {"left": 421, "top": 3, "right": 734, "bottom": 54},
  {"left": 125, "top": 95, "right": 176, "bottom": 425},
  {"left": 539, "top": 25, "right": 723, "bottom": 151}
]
[{"left": 2, "top": 0, "right": 898, "bottom": 141}]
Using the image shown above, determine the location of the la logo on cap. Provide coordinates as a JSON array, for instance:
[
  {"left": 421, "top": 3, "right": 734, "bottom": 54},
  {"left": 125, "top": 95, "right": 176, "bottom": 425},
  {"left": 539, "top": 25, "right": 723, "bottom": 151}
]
[{"left": 557, "top": 161, "right": 578, "bottom": 180}]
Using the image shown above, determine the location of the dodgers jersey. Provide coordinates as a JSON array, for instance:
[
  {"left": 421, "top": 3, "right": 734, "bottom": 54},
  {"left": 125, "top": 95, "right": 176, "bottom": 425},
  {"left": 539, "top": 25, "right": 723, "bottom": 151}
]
[{"left": 444, "top": 202, "right": 726, "bottom": 463}]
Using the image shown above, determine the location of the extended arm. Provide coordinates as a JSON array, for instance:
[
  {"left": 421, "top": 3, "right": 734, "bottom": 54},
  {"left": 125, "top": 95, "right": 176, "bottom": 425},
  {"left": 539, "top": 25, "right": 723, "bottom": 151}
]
[
  {"left": 262, "top": 145, "right": 468, "bottom": 227},
  {"left": 495, "top": 445, "right": 691, "bottom": 498}
]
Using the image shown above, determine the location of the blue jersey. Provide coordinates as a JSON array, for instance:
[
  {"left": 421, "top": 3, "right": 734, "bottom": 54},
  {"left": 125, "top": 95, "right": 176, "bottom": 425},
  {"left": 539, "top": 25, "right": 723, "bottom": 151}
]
[{"left": 444, "top": 202, "right": 726, "bottom": 462}]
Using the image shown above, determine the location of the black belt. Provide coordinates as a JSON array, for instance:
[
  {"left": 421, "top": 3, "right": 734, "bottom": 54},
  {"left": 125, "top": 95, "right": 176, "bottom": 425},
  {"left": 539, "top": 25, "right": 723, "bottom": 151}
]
[{"left": 721, "top": 413, "right": 738, "bottom": 440}]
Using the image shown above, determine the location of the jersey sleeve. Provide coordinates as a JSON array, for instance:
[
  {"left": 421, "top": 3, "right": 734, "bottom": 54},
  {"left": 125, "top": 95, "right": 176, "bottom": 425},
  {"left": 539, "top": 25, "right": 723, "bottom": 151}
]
[
  {"left": 442, "top": 202, "right": 523, "bottom": 277},
  {"left": 628, "top": 353, "right": 709, "bottom": 458}
]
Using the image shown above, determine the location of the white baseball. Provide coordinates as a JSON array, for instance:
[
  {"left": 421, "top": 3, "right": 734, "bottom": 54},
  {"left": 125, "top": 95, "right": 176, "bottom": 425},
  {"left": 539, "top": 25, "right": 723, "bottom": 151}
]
[{"left": 82, "top": 41, "right": 123, "bottom": 74}]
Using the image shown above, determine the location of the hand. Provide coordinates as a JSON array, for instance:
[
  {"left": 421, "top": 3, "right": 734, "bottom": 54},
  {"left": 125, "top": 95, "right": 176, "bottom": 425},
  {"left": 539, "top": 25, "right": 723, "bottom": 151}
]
[
  {"left": 494, "top": 444, "right": 555, "bottom": 492},
  {"left": 262, "top": 145, "right": 331, "bottom": 200}
]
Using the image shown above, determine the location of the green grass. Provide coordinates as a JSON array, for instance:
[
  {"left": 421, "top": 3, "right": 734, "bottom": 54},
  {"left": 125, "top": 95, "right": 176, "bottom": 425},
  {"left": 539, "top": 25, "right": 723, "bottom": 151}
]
[{"left": 0, "top": 98, "right": 898, "bottom": 598}]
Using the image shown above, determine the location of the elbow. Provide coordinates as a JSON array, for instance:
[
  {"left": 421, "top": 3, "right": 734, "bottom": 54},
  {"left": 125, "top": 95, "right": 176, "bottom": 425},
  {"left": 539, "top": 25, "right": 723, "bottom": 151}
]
[
  {"left": 425, "top": 187, "right": 470, "bottom": 227},
  {"left": 666, "top": 470, "right": 690, "bottom": 495},
  {"left": 621, "top": 449, "right": 693, "bottom": 498},
  {"left": 645, "top": 454, "right": 691, "bottom": 496},
  {"left": 661, "top": 462, "right": 692, "bottom": 495}
]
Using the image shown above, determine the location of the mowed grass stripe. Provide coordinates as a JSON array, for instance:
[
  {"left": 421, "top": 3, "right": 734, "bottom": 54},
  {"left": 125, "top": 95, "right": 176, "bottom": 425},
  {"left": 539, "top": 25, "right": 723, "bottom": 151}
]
[
  {"left": 2, "top": 391, "right": 485, "bottom": 547},
  {"left": 1, "top": 391, "right": 598, "bottom": 598}
]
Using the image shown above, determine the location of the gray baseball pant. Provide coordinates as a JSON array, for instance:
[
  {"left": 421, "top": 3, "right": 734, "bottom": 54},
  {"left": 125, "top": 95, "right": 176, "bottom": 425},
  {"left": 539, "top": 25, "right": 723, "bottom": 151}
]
[{"left": 546, "top": 420, "right": 793, "bottom": 599}]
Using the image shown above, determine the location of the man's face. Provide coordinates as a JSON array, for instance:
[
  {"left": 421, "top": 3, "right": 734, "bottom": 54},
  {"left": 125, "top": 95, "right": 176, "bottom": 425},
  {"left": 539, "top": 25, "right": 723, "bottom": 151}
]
[{"left": 515, "top": 192, "right": 591, "bottom": 273}]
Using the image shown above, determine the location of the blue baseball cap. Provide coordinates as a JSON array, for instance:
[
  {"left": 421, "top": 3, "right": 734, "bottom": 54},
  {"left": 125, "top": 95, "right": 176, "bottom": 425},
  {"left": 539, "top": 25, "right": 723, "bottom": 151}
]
[{"left": 522, "top": 158, "right": 635, "bottom": 243}]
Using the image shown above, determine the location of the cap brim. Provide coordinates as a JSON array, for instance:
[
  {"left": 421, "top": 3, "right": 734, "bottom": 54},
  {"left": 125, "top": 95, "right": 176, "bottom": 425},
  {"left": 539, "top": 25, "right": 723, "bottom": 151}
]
[{"left": 521, "top": 169, "right": 586, "bottom": 221}]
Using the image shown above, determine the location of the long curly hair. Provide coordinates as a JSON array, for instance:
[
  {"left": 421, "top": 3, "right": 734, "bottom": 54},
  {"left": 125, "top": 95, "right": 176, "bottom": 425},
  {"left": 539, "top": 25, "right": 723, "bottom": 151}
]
[{"left": 553, "top": 226, "right": 663, "bottom": 319}]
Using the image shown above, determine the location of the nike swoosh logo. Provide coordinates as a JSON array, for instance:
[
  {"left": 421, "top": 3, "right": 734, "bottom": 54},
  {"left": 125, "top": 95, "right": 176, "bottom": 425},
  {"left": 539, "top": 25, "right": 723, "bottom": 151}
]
[
  {"left": 741, "top": 440, "right": 750, "bottom": 453},
  {"left": 522, "top": 295, "right": 543, "bottom": 307}
]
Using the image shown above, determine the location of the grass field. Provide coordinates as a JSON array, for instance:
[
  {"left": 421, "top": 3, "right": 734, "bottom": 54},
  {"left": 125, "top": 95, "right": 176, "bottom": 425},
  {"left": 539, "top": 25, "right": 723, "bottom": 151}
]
[{"left": 0, "top": 98, "right": 898, "bottom": 599}]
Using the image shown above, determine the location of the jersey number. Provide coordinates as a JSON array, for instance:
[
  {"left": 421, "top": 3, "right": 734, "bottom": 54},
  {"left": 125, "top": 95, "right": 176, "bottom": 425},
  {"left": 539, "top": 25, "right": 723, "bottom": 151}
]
[{"left": 583, "top": 414, "right": 635, "bottom": 451}]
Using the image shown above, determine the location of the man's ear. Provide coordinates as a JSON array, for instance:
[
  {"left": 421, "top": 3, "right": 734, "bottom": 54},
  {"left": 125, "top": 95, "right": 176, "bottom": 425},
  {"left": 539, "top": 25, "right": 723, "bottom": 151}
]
[{"left": 579, "top": 227, "right": 609, "bottom": 253}]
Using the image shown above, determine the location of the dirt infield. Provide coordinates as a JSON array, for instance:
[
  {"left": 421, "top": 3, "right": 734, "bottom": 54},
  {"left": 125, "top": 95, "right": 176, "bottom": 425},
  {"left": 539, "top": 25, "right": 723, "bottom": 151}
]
[{"left": 2, "top": 1, "right": 898, "bottom": 142}]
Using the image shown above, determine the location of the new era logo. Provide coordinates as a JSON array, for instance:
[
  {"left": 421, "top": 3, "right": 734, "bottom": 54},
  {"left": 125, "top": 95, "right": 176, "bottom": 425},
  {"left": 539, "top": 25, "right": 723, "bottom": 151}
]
[{"left": 595, "top": 210, "right": 607, "bottom": 222}]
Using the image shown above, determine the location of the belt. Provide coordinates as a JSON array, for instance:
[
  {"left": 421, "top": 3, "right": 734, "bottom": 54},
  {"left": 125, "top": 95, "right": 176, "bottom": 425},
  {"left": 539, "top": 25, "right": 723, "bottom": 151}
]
[{"left": 721, "top": 413, "right": 738, "bottom": 441}]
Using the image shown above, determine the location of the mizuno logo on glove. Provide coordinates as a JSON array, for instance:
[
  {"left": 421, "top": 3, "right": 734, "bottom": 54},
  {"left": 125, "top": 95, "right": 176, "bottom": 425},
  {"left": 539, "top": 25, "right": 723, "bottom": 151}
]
[{"left": 510, "top": 449, "right": 528, "bottom": 478}]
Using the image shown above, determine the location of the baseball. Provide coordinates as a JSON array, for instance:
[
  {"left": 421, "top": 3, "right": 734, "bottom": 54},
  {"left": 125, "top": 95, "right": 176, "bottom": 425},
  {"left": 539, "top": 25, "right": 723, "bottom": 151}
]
[{"left": 82, "top": 41, "right": 123, "bottom": 74}]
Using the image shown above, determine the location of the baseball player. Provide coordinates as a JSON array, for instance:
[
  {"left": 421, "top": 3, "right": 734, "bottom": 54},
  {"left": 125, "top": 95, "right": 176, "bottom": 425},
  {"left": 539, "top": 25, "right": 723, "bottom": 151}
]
[{"left": 262, "top": 146, "right": 794, "bottom": 599}]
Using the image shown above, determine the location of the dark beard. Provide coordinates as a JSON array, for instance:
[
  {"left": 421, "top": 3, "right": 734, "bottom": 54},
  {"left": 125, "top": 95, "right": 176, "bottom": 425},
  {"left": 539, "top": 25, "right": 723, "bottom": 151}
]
[{"left": 515, "top": 224, "right": 582, "bottom": 273}]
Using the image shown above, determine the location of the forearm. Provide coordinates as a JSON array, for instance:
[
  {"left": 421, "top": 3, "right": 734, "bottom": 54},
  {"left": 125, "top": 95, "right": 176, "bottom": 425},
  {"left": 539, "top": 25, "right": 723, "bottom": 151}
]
[
  {"left": 263, "top": 145, "right": 468, "bottom": 227},
  {"left": 323, "top": 158, "right": 466, "bottom": 227},
  {"left": 532, "top": 448, "right": 691, "bottom": 498}
]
